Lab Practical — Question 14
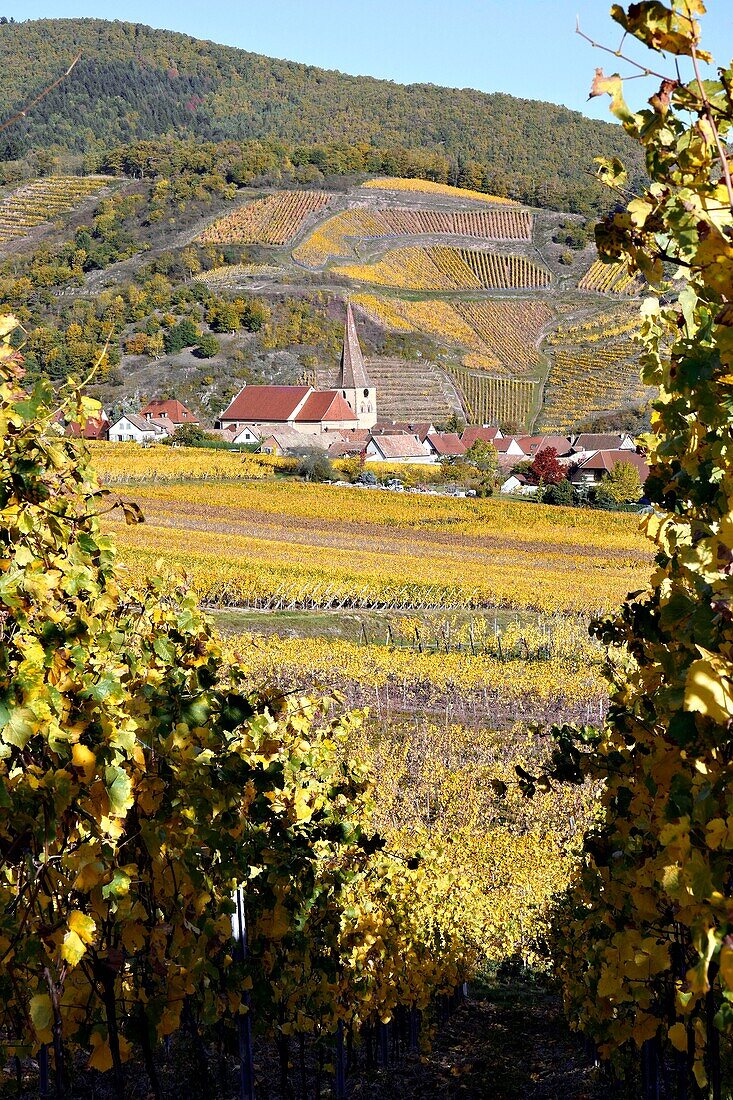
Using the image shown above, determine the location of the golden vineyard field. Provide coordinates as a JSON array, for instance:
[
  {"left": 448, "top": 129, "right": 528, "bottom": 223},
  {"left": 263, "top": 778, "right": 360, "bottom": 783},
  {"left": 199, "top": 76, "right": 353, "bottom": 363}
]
[
  {"left": 0, "top": 175, "right": 112, "bottom": 244},
  {"left": 361, "top": 177, "right": 518, "bottom": 204},
  {"left": 351, "top": 293, "right": 551, "bottom": 376},
  {"left": 292, "top": 205, "right": 532, "bottom": 265},
  {"left": 540, "top": 305, "right": 648, "bottom": 432},
  {"left": 340, "top": 244, "right": 551, "bottom": 291},
  {"left": 199, "top": 189, "right": 334, "bottom": 245},
  {"left": 99, "top": 476, "right": 652, "bottom": 616},
  {"left": 578, "top": 258, "right": 640, "bottom": 295}
]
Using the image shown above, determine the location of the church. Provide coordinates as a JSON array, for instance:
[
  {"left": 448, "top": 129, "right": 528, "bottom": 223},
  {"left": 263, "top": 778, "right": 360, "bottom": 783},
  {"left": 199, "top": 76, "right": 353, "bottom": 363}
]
[{"left": 215, "top": 303, "right": 377, "bottom": 436}]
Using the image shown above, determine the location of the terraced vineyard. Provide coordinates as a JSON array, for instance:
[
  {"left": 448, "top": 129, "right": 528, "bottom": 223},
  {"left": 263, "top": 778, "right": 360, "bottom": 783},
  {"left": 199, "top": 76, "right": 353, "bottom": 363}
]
[
  {"left": 292, "top": 205, "right": 533, "bottom": 266},
  {"left": 540, "top": 308, "right": 649, "bottom": 432},
  {"left": 579, "top": 258, "right": 641, "bottom": 296},
  {"left": 0, "top": 175, "right": 112, "bottom": 245},
  {"left": 361, "top": 177, "right": 518, "bottom": 204},
  {"left": 351, "top": 293, "right": 552, "bottom": 377},
  {"left": 199, "top": 190, "right": 335, "bottom": 246},
  {"left": 340, "top": 245, "right": 552, "bottom": 291},
  {"left": 448, "top": 365, "right": 538, "bottom": 428},
  {"left": 316, "top": 355, "right": 464, "bottom": 423},
  {"left": 454, "top": 300, "right": 552, "bottom": 371}
]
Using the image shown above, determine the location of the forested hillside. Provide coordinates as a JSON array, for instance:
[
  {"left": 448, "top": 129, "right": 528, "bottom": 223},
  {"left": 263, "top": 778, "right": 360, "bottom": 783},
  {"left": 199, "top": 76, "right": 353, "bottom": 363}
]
[{"left": 0, "top": 18, "right": 644, "bottom": 214}]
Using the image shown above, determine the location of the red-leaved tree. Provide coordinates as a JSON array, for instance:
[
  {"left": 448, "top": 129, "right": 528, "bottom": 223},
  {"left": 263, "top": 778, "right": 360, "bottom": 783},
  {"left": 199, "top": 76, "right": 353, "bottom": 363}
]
[{"left": 529, "top": 447, "right": 564, "bottom": 485}]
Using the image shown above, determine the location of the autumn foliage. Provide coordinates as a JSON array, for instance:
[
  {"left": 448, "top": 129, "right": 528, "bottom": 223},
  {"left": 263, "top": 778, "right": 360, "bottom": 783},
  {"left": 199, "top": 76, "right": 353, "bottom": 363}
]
[{"left": 542, "top": 0, "right": 733, "bottom": 1089}]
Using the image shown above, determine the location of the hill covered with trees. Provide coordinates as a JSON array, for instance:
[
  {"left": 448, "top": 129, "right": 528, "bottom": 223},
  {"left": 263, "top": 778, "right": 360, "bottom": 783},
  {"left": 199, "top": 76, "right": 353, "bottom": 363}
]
[{"left": 0, "top": 17, "right": 644, "bottom": 214}]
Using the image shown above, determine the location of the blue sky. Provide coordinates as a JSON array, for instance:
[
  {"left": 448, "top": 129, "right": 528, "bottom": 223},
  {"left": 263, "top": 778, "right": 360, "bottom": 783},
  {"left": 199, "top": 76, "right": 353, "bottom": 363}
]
[{"left": 16, "top": 1, "right": 733, "bottom": 121}]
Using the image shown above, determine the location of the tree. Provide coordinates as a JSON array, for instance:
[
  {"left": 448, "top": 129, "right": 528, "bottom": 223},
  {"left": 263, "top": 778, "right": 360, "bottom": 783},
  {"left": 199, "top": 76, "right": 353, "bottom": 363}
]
[
  {"left": 604, "top": 460, "right": 642, "bottom": 504},
  {"left": 206, "top": 299, "right": 240, "bottom": 333},
  {"left": 163, "top": 318, "right": 199, "bottom": 354},
  {"left": 528, "top": 447, "right": 564, "bottom": 485},
  {"left": 536, "top": 4, "right": 733, "bottom": 1089},
  {"left": 193, "top": 333, "right": 220, "bottom": 359},
  {"left": 164, "top": 423, "right": 212, "bottom": 446},
  {"left": 464, "top": 439, "right": 499, "bottom": 477}
]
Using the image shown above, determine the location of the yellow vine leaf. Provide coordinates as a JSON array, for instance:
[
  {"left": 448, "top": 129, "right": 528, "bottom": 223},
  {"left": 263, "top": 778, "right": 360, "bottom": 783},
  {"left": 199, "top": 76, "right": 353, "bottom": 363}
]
[
  {"left": 669, "top": 1022, "right": 688, "bottom": 1052},
  {"left": 71, "top": 742, "right": 96, "bottom": 783},
  {"left": 62, "top": 911, "right": 96, "bottom": 966},
  {"left": 88, "top": 1034, "right": 113, "bottom": 1072},
  {"left": 685, "top": 651, "right": 733, "bottom": 724}
]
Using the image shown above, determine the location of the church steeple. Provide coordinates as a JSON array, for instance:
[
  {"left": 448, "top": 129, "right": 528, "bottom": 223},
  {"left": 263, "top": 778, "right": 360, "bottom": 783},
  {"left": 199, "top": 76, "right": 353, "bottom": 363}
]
[
  {"left": 338, "top": 302, "right": 371, "bottom": 390},
  {"left": 336, "top": 301, "right": 377, "bottom": 428}
]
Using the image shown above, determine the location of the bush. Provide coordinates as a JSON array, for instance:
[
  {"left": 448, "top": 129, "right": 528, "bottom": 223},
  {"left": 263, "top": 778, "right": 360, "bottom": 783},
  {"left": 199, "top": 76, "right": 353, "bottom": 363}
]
[
  {"left": 543, "top": 478, "right": 575, "bottom": 506},
  {"left": 296, "top": 452, "right": 335, "bottom": 482}
]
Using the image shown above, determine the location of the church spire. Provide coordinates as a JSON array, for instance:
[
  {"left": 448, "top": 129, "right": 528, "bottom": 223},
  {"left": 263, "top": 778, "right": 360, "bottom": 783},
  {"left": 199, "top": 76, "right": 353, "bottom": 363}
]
[{"left": 338, "top": 301, "right": 371, "bottom": 390}]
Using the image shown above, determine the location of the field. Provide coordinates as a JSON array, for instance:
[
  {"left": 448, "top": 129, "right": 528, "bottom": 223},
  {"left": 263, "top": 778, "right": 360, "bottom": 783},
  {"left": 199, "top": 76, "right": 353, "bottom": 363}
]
[
  {"left": 0, "top": 175, "right": 112, "bottom": 244},
  {"left": 361, "top": 177, "right": 519, "bottom": 204},
  {"left": 578, "top": 258, "right": 640, "bottom": 295},
  {"left": 540, "top": 305, "right": 650, "bottom": 432},
  {"left": 198, "top": 189, "right": 335, "bottom": 245},
  {"left": 291, "top": 205, "right": 533, "bottom": 265},
  {"left": 100, "top": 470, "right": 651, "bottom": 617},
  {"left": 339, "top": 245, "right": 552, "bottom": 291}
]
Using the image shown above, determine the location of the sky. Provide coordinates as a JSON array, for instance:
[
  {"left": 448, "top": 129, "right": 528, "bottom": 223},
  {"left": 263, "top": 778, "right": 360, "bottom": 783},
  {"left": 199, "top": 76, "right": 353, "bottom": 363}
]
[{"left": 15, "top": 1, "right": 733, "bottom": 121}]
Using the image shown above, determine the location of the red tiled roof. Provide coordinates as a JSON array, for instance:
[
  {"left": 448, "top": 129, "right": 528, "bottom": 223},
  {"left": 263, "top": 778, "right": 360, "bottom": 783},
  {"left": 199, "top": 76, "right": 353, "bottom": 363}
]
[
  {"left": 494, "top": 438, "right": 525, "bottom": 454},
  {"left": 338, "top": 428, "right": 372, "bottom": 442},
  {"left": 428, "top": 432, "right": 466, "bottom": 456},
  {"left": 295, "top": 391, "right": 358, "bottom": 423},
  {"left": 140, "top": 398, "right": 199, "bottom": 424},
  {"left": 328, "top": 440, "right": 366, "bottom": 458},
  {"left": 573, "top": 433, "right": 632, "bottom": 451},
  {"left": 65, "top": 415, "right": 109, "bottom": 440},
  {"left": 461, "top": 426, "right": 501, "bottom": 446},
  {"left": 219, "top": 386, "right": 311, "bottom": 423},
  {"left": 516, "top": 435, "right": 572, "bottom": 454},
  {"left": 577, "top": 449, "right": 649, "bottom": 476}
]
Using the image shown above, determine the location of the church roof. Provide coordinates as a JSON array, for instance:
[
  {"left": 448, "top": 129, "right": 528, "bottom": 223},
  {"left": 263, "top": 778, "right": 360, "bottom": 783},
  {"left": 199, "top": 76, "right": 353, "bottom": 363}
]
[
  {"left": 295, "top": 391, "right": 358, "bottom": 423},
  {"left": 218, "top": 386, "right": 311, "bottom": 423},
  {"left": 337, "top": 302, "right": 372, "bottom": 391}
]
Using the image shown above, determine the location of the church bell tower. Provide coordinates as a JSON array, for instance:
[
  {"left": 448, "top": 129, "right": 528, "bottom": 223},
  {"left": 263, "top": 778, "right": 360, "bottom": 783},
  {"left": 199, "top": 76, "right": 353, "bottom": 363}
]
[{"left": 337, "top": 301, "right": 377, "bottom": 429}]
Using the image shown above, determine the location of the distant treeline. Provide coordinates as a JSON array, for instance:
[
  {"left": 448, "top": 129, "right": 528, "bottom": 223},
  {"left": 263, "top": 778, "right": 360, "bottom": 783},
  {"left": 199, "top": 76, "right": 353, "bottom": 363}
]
[{"left": 0, "top": 17, "right": 645, "bottom": 216}]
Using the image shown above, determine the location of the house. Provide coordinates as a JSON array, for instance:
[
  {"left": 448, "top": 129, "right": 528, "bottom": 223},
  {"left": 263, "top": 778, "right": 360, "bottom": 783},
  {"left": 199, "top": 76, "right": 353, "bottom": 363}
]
[
  {"left": 327, "top": 438, "right": 367, "bottom": 459},
  {"left": 373, "top": 421, "right": 436, "bottom": 442},
  {"left": 516, "top": 435, "right": 573, "bottom": 459},
  {"left": 231, "top": 424, "right": 261, "bottom": 446},
  {"left": 139, "top": 398, "right": 200, "bottom": 426},
  {"left": 461, "top": 426, "right": 504, "bottom": 447},
  {"left": 365, "top": 434, "right": 434, "bottom": 464},
  {"left": 494, "top": 438, "right": 527, "bottom": 460},
  {"left": 64, "top": 412, "right": 110, "bottom": 441},
  {"left": 109, "top": 413, "right": 173, "bottom": 444},
  {"left": 500, "top": 473, "right": 538, "bottom": 495},
  {"left": 260, "top": 427, "right": 325, "bottom": 456},
  {"left": 569, "top": 449, "right": 649, "bottom": 489},
  {"left": 425, "top": 432, "right": 467, "bottom": 458},
  {"left": 572, "top": 432, "right": 636, "bottom": 453}
]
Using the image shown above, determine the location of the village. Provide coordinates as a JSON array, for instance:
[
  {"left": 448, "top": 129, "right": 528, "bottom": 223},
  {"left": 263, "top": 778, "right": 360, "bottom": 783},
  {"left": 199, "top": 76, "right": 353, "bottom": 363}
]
[{"left": 68, "top": 303, "right": 649, "bottom": 497}]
